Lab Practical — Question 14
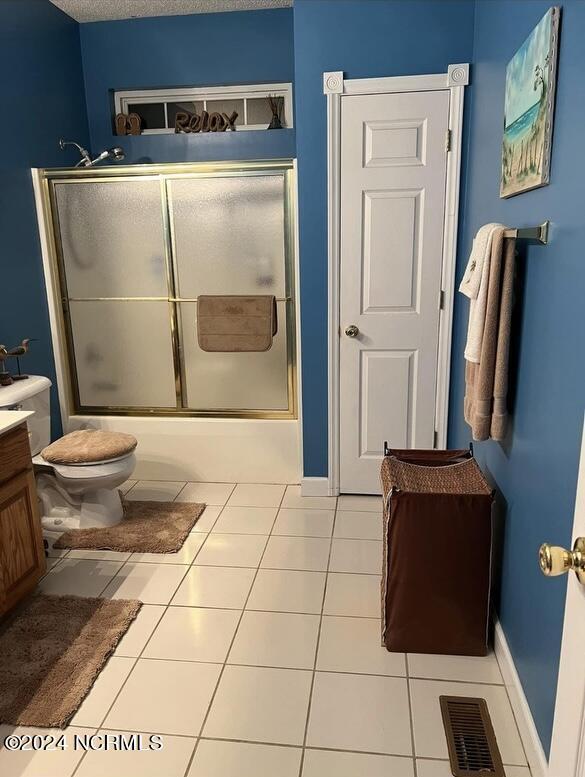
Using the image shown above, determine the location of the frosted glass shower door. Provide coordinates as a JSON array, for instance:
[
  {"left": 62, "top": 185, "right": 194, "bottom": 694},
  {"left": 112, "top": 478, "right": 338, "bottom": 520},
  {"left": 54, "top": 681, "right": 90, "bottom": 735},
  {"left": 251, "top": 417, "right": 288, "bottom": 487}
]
[
  {"left": 53, "top": 179, "right": 178, "bottom": 409},
  {"left": 46, "top": 162, "right": 295, "bottom": 416},
  {"left": 68, "top": 301, "right": 177, "bottom": 408},
  {"left": 55, "top": 180, "right": 168, "bottom": 298},
  {"left": 178, "top": 301, "right": 290, "bottom": 410},
  {"left": 170, "top": 175, "right": 286, "bottom": 297},
  {"left": 168, "top": 174, "right": 292, "bottom": 412}
]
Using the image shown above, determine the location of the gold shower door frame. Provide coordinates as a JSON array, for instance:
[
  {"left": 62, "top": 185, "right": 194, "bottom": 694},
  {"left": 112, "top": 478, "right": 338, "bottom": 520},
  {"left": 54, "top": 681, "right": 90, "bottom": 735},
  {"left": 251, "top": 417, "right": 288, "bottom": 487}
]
[{"left": 37, "top": 160, "right": 297, "bottom": 420}]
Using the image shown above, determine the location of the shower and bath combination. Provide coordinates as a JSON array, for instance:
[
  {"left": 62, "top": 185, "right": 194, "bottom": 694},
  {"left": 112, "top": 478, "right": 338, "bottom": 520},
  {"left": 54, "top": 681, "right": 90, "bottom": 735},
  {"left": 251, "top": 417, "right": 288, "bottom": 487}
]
[
  {"left": 59, "top": 138, "right": 125, "bottom": 167},
  {"left": 36, "top": 159, "right": 296, "bottom": 418}
]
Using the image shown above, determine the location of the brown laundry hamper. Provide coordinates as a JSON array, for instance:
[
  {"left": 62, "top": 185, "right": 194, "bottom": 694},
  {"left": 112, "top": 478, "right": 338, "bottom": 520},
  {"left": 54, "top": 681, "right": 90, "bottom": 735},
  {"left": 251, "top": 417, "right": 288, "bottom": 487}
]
[{"left": 381, "top": 447, "right": 494, "bottom": 656}]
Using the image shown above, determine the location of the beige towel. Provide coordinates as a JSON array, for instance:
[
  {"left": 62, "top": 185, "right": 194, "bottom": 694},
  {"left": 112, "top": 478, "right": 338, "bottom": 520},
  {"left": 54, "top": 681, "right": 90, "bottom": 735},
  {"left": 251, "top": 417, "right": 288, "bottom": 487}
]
[
  {"left": 464, "top": 230, "right": 516, "bottom": 441},
  {"left": 197, "top": 295, "right": 277, "bottom": 352},
  {"left": 459, "top": 223, "right": 506, "bottom": 363}
]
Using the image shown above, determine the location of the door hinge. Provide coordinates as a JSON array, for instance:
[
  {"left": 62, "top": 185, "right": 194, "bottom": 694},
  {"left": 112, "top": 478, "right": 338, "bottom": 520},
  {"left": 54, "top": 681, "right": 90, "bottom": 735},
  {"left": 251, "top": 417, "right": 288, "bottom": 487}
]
[
  {"left": 445, "top": 129, "right": 452, "bottom": 153},
  {"left": 438, "top": 289, "right": 445, "bottom": 310}
]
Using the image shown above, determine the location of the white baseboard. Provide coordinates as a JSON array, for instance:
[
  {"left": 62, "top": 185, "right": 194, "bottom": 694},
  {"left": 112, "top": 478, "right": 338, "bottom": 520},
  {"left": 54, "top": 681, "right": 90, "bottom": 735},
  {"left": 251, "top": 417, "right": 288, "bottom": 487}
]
[
  {"left": 301, "top": 477, "right": 330, "bottom": 497},
  {"left": 494, "top": 619, "right": 548, "bottom": 777}
]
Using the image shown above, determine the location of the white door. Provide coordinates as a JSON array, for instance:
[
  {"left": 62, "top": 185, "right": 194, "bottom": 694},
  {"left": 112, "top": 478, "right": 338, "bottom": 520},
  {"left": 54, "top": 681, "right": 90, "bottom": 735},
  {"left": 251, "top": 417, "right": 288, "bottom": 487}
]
[
  {"left": 339, "top": 89, "right": 450, "bottom": 493},
  {"left": 547, "top": 415, "right": 585, "bottom": 777}
]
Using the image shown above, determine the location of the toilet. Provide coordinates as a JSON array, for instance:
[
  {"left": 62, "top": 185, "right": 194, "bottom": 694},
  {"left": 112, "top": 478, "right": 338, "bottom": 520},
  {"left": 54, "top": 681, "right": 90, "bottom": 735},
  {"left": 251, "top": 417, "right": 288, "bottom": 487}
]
[{"left": 0, "top": 376, "right": 137, "bottom": 532}]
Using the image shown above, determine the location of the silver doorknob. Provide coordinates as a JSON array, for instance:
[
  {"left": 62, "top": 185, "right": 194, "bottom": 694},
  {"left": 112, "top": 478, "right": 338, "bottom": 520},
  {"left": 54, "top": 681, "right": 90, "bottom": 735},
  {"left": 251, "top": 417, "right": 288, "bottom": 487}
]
[{"left": 345, "top": 325, "right": 359, "bottom": 338}]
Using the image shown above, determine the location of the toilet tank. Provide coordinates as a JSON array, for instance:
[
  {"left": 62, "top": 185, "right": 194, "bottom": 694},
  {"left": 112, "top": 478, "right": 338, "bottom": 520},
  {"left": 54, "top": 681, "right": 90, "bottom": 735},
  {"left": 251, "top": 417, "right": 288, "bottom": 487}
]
[{"left": 0, "top": 375, "right": 52, "bottom": 455}]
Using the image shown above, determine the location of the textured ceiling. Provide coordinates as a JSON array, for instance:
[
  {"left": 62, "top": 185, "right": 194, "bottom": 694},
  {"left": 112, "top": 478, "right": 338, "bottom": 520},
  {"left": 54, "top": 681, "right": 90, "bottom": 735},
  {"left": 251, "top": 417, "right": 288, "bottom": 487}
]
[{"left": 50, "top": 0, "right": 292, "bottom": 23}]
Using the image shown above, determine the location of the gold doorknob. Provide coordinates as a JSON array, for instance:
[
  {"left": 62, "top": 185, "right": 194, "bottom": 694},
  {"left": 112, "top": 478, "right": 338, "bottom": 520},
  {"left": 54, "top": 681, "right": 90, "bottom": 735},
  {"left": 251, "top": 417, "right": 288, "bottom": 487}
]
[
  {"left": 345, "top": 324, "right": 359, "bottom": 338},
  {"left": 539, "top": 537, "right": 585, "bottom": 584}
]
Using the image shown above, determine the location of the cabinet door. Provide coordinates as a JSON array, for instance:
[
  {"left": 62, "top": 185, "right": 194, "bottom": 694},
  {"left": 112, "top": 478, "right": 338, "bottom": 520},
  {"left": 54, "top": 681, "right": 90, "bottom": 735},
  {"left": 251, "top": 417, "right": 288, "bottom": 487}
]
[{"left": 0, "top": 470, "right": 46, "bottom": 615}]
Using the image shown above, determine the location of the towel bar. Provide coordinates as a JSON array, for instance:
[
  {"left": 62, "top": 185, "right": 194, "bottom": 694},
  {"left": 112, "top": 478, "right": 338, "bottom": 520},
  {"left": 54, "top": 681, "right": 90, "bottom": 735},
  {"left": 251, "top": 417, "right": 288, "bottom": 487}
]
[
  {"left": 503, "top": 221, "right": 549, "bottom": 244},
  {"left": 171, "top": 296, "right": 291, "bottom": 303},
  {"left": 67, "top": 296, "right": 292, "bottom": 302}
]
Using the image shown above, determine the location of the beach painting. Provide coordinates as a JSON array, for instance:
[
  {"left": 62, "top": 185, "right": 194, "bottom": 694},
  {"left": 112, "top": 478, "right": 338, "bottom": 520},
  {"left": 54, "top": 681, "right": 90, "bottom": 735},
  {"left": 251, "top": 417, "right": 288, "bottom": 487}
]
[{"left": 500, "top": 7, "right": 560, "bottom": 198}]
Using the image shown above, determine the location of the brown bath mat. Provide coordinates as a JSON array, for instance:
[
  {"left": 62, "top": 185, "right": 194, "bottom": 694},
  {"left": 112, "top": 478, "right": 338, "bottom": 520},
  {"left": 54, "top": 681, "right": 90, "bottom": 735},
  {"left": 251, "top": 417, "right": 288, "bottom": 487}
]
[
  {"left": 0, "top": 594, "right": 141, "bottom": 727},
  {"left": 54, "top": 499, "right": 206, "bottom": 553}
]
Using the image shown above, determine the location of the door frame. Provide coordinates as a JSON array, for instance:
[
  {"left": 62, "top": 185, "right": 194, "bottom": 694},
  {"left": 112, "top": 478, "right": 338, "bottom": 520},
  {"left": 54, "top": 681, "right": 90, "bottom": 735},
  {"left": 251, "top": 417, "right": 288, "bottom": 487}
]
[{"left": 323, "top": 66, "right": 469, "bottom": 496}]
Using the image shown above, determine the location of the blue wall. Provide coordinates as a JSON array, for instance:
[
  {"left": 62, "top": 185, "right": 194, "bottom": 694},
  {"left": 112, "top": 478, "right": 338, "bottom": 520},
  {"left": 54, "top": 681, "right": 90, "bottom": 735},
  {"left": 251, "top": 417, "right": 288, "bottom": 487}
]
[
  {"left": 293, "top": 0, "right": 476, "bottom": 476},
  {"left": 449, "top": 0, "right": 585, "bottom": 753},
  {"left": 79, "top": 8, "right": 295, "bottom": 163},
  {"left": 0, "top": 0, "right": 90, "bottom": 435}
]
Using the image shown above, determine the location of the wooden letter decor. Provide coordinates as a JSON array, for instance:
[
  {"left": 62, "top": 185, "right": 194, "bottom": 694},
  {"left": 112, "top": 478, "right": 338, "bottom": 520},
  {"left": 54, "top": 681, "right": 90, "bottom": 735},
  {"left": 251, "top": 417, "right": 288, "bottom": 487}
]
[{"left": 175, "top": 110, "right": 238, "bottom": 133}]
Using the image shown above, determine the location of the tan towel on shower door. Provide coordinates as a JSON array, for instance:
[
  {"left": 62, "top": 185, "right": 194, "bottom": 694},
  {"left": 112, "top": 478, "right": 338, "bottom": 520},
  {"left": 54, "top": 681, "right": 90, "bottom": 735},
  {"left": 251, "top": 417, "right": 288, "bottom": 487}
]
[
  {"left": 464, "top": 229, "right": 516, "bottom": 441},
  {"left": 197, "top": 295, "right": 278, "bottom": 352}
]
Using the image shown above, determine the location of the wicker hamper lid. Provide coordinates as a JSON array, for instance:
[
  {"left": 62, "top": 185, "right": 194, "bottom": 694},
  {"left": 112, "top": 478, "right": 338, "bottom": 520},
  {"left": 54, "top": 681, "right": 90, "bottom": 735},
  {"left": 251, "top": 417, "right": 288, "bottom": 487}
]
[{"left": 381, "top": 452, "right": 492, "bottom": 496}]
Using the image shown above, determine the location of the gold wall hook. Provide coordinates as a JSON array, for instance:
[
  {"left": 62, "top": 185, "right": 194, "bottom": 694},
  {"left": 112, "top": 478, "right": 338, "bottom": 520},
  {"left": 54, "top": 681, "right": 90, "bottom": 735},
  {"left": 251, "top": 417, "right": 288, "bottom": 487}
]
[{"left": 539, "top": 538, "right": 585, "bottom": 584}]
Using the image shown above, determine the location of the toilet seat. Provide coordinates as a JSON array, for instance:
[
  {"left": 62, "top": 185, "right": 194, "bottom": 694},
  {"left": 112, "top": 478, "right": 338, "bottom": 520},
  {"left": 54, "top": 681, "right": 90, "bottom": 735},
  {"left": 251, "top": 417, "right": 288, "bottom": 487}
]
[{"left": 33, "top": 451, "right": 135, "bottom": 481}]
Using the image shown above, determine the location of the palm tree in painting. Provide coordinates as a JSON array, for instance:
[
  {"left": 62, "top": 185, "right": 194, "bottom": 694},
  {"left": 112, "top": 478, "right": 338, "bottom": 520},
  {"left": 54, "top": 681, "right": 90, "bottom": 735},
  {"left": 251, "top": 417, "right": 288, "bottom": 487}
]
[
  {"left": 529, "top": 52, "right": 550, "bottom": 174},
  {"left": 533, "top": 53, "right": 550, "bottom": 106}
]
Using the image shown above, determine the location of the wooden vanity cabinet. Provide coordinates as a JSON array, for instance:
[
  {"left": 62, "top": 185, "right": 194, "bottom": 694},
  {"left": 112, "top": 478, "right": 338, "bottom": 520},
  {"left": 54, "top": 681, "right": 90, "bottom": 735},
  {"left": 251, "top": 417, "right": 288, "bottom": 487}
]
[{"left": 0, "top": 423, "right": 46, "bottom": 616}]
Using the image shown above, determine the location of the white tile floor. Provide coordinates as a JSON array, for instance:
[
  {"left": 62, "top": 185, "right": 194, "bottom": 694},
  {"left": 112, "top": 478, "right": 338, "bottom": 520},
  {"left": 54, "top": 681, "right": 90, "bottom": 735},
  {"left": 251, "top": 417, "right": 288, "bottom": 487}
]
[{"left": 1, "top": 481, "right": 531, "bottom": 777}]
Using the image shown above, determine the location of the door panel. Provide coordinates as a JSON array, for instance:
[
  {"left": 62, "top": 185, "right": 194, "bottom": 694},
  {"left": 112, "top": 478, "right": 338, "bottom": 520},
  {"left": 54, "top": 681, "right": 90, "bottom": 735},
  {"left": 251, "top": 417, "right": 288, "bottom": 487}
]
[
  {"left": 360, "top": 350, "right": 415, "bottom": 455},
  {"left": 68, "top": 300, "right": 177, "bottom": 408},
  {"left": 339, "top": 90, "right": 449, "bottom": 493},
  {"left": 363, "top": 189, "right": 421, "bottom": 311},
  {"left": 168, "top": 175, "right": 286, "bottom": 298},
  {"left": 54, "top": 179, "right": 167, "bottom": 298},
  {"left": 363, "top": 118, "right": 426, "bottom": 167},
  {"left": 179, "top": 299, "right": 290, "bottom": 411}
]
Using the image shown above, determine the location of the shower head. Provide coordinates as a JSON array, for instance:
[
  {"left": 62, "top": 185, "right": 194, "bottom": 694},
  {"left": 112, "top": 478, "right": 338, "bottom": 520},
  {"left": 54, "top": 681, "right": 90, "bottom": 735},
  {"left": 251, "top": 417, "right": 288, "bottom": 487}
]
[
  {"left": 90, "top": 147, "right": 125, "bottom": 165},
  {"left": 59, "top": 139, "right": 125, "bottom": 167},
  {"left": 92, "top": 147, "right": 125, "bottom": 165}
]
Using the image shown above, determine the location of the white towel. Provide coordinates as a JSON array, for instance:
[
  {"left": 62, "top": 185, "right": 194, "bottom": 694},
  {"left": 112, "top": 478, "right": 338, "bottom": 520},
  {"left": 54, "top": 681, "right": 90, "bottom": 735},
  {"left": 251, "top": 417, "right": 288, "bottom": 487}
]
[{"left": 459, "top": 223, "right": 505, "bottom": 363}]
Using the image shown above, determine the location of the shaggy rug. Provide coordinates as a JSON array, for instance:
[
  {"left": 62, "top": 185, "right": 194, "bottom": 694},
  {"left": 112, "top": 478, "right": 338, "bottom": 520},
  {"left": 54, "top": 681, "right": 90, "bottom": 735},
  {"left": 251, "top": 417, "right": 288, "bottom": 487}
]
[
  {"left": 0, "top": 594, "right": 141, "bottom": 727},
  {"left": 54, "top": 499, "right": 206, "bottom": 553}
]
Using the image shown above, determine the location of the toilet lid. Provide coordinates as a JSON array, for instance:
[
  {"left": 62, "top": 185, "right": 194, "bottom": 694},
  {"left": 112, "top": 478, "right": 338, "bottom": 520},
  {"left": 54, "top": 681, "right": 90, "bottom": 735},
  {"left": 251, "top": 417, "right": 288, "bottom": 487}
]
[{"left": 41, "top": 429, "right": 138, "bottom": 465}]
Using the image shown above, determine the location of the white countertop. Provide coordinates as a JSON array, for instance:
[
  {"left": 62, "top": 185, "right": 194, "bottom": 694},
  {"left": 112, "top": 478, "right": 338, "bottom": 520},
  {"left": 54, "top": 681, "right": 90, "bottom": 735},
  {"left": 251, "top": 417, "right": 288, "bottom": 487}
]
[{"left": 0, "top": 410, "right": 34, "bottom": 436}]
